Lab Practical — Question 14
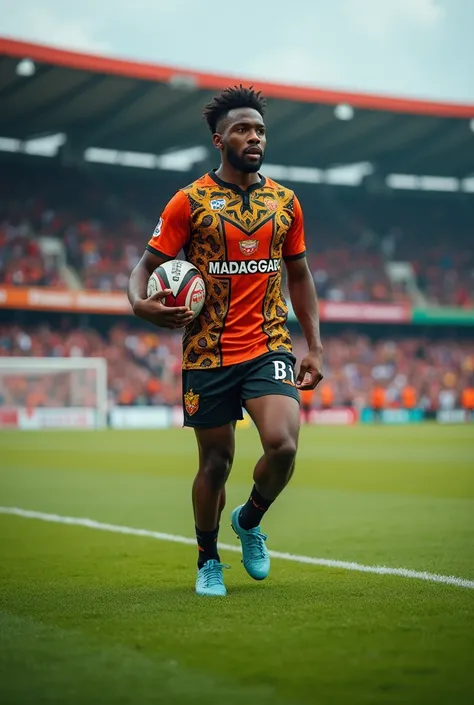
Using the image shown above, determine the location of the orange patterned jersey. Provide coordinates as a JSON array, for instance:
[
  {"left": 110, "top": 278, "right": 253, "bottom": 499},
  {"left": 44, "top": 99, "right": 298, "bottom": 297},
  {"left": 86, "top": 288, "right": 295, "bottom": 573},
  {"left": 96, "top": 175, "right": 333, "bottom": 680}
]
[{"left": 147, "top": 170, "right": 306, "bottom": 369}]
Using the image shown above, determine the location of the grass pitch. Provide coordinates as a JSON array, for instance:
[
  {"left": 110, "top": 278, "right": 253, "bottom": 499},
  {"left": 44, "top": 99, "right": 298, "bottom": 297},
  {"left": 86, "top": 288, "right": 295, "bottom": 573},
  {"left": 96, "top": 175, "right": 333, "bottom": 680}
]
[{"left": 0, "top": 424, "right": 473, "bottom": 705}]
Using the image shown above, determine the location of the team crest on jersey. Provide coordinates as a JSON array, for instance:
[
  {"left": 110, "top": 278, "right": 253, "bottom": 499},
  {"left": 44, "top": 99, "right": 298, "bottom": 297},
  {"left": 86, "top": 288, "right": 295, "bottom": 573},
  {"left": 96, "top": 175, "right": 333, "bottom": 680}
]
[
  {"left": 210, "top": 198, "right": 226, "bottom": 211},
  {"left": 239, "top": 239, "right": 259, "bottom": 256},
  {"left": 264, "top": 197, "right": 278, "bottom": 211},
  {"left": 152, "top": 217, "right": 163, "bottom": 238},
  {"left": 184, "top": 389, "right": 199, "bottom": 415}
]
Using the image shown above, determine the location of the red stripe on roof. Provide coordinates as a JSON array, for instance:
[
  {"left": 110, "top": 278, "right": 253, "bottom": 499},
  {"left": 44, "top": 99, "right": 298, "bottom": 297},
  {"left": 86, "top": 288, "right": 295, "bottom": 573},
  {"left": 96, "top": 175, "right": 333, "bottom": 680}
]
[{"left": 1, "top": 36, "right": 473, "bottom": 118}]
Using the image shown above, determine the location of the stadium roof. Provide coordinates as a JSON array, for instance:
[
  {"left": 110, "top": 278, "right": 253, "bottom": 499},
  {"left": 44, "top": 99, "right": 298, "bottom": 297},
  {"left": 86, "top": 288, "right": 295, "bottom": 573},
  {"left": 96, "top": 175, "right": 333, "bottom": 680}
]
[{"left": 1, "top": 36, "right": 474, "bottom": 179}]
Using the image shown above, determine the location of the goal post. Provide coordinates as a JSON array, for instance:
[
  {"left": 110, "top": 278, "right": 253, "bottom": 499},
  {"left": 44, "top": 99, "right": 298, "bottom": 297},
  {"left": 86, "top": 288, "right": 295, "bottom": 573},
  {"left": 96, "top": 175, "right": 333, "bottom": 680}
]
[{"left": 0, "top": 357, "right": 108, "bottom": 429}]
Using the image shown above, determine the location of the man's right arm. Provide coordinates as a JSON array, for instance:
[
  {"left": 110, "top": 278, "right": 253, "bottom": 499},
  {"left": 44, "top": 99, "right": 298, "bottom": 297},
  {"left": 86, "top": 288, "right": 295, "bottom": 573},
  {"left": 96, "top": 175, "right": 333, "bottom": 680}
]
[
  {"left": 127, "top": 249, "right": 162, "bottom": 309},
  {"left": 128, "top": 191, "right": 195, "bottom": 330},
  {"left": 128, "top": 250, "right": 194, "bottom": 330}
]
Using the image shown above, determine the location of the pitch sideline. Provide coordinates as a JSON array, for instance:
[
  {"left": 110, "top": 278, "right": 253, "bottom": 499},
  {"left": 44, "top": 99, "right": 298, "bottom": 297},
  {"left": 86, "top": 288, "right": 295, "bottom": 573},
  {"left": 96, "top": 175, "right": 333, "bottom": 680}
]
[{"left": 1, "top": 505, "right": 473, "bottom": 590}]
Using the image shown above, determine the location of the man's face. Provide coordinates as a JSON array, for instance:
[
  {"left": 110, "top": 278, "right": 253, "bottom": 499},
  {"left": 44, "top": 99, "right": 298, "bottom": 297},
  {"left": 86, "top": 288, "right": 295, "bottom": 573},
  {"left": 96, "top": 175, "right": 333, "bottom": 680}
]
[{"left": 214, "top": 107, "right": 266, "bottom": 173}]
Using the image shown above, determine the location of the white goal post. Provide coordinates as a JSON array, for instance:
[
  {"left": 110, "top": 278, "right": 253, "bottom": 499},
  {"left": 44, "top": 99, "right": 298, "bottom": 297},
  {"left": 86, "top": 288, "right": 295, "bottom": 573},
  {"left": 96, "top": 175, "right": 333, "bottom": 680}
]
[{"left": 0, "top": 357, "right": 108, "bottom": 429}]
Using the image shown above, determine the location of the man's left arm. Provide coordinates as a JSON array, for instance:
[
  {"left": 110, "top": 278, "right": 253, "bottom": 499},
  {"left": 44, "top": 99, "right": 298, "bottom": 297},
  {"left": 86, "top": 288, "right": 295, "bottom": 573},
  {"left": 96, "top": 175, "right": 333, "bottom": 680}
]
[{"left": 286, "top": 256, "right": 323, "bottom": 390}]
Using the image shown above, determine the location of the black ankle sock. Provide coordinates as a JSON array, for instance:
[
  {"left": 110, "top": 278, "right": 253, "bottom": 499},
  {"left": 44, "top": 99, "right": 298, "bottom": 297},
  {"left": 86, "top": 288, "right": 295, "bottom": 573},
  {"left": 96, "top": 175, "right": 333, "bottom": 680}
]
[
  {"left": 238, "top": 485, "right": 273, "bottom": 530},
  {"left": 196, "top": 526, "right": 220, "bottom": 568}
]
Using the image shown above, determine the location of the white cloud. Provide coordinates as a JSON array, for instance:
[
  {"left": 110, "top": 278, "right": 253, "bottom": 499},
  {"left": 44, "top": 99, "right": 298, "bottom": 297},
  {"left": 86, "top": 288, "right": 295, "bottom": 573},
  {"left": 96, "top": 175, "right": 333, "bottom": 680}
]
[
  {"left": 2, "top": 5, "right": 109, "bottom": 54},
  {"left": 400, "top": 0, "right": 445, "bottom": 25},
  {"left": 241, "top": 47, "right": 346, "bottom": 87},
  {"left": 344, "top": 0, "right": 444, "bottom": 37}
]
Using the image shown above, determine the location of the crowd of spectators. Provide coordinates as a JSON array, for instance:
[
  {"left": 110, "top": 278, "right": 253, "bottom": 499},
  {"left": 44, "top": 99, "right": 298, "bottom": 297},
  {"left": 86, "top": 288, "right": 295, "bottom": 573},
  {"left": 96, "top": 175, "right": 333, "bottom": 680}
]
[
  {"left": 0, "top": 213, "right": 66, "bottom": 288},
  {"left": 1, "top": 164, "right": 473, "bottom": 307},
  {"left": 1, "top": 323, "right": 473, "bottom": 413}
]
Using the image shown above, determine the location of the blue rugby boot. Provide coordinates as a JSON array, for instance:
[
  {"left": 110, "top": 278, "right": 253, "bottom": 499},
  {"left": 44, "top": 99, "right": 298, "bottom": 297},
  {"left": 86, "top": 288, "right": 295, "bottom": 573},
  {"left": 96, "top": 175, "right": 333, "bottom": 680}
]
[
  {"left": 231, "top": 505, "right": 270, "bottom": 581},
  {"left": 195, "top": 559, "right": 228, "bottom": 596}
]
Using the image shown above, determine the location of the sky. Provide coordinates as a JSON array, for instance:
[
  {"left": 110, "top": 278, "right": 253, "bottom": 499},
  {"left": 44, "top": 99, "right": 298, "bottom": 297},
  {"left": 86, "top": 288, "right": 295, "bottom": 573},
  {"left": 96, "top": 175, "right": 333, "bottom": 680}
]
[{"left": 1, "top": 0, "right": 473, "bottom": 103}]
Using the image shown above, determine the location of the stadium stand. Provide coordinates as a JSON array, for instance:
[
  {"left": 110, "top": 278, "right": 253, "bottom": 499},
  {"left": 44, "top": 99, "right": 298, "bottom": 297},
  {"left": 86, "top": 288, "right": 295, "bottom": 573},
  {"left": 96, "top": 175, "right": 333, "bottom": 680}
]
[
  {"left": 1, "top": 162, "right": 473, "bottom": 306},
  {"left": 1, "top": 323, "right": 473, "bottom": 412}
]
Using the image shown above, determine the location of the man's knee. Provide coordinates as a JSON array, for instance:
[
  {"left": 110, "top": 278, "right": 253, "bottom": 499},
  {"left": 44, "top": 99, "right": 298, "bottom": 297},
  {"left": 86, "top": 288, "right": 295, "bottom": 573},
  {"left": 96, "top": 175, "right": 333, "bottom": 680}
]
[
  {"left": 199, "top": 447, "right": 234, "bottom": 489},
  {"left": 263, "top": 434, "right": 298, "bottom": 467}
]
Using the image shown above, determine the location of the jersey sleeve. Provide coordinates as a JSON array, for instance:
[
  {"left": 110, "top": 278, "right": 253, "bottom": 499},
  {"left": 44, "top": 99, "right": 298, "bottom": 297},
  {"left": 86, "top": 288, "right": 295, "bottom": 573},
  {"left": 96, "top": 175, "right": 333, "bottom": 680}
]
[
  {"left": 146, "top": 190, "right": 191, "bottom": 259},
  {"left": 283, "top": 195, "right": 307, "bottom": 261}
]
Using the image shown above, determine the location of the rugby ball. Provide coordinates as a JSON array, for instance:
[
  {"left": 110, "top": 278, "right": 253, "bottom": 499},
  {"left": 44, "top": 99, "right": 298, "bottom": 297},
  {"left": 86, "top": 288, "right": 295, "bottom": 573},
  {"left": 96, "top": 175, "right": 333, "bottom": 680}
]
[{"left": 147, "top": 259, "right": 206, "bottom": 317}]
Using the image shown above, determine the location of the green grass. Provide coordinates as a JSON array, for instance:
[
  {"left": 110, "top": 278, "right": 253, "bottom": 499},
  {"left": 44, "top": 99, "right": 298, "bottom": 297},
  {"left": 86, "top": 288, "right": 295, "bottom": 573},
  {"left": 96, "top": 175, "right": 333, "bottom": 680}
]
[{"left": 0, "top": 425, "right": 473, "bottom": 705}]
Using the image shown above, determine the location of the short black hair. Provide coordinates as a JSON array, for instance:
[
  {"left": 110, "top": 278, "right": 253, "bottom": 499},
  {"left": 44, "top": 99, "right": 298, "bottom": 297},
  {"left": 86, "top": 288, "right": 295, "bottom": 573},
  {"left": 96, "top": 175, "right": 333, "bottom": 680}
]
[{"left": 202, "top": 85, "right": 266, "bottom": 133}]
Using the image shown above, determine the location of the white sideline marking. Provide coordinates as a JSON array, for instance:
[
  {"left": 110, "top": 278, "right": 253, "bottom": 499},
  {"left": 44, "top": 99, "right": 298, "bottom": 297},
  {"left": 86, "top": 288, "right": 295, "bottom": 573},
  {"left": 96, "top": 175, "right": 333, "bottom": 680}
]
[{"left": 1, "top": 506, "right": 474, "bottom": 591}]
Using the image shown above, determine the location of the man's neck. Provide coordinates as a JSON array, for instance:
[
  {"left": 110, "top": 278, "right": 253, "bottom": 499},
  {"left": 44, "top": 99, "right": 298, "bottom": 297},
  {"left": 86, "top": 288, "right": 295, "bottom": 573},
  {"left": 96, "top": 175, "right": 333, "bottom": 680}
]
[{"left": 214, "top": 164, "right": 261, "bottom": 191}]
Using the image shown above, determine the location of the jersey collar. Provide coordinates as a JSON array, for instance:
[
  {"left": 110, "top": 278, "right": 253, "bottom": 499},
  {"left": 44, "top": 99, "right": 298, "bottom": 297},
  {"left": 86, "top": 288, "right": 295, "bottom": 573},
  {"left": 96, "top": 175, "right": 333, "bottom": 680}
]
[{"left": 209, "top": 169, "right": 266, "bottom": 195}]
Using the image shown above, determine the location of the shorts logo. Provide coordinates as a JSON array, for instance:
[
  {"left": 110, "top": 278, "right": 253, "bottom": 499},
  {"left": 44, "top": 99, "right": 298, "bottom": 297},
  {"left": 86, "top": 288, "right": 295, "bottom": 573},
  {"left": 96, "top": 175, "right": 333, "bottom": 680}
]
[
  {"left": 184, "top": 389, "right": 200, "bottom": 416},
  {"left": 152, "top": 218, "right": 163, "bottom": 238},
  {"left": 239, "top": 239, "right": 259, "bottom": 256},
  {"left": 264, "top": 197, "right": 278, "bottom": 211},
  {"left": 273, "top": 360, "right": 295, "bottom": 385},
  {"left": 210, "top": 198, "right": 226, "bottom": 211}
]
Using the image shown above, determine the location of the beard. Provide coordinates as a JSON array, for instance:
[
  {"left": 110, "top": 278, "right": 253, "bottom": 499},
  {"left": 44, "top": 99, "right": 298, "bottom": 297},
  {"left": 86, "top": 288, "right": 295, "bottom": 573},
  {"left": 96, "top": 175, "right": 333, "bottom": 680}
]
[{"left": 226, "top": 144, "right": 263, "bottom": 173}]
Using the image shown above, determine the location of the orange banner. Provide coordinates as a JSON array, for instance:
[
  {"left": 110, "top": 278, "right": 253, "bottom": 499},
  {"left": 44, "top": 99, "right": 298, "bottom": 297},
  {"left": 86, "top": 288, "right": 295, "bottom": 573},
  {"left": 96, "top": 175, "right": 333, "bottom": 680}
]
[
  {"left": 0, "top": 286, "right": 131, "bottom": 314},
  {"left": 0, "top": 285, "right": 413, "bottom": 322}
]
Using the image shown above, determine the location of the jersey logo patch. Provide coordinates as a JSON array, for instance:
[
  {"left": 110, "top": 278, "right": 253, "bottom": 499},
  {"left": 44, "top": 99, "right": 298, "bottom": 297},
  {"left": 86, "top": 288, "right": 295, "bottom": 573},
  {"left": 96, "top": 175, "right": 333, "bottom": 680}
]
[
  {"left": 264, "top": 197, "right": 278, "bottom": 211},
  {"left": 239, "top": 239, "right": 259, "bottom": 256},
  {"left": 210, "top": 198, "right": 226, "bottom": 211},
  {"left": 152, "top": 218, "right": 163, "bottom": 238},
  {"left": 184, "top": 389, "right": 200, "bottom": 415}
]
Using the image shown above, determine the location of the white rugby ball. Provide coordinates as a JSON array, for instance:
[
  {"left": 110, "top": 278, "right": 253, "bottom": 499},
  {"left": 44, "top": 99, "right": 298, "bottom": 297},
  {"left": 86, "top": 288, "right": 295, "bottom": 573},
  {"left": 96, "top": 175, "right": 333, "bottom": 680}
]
[{"left": 147, "top": 259, "right": 206, "bottom": 317}]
